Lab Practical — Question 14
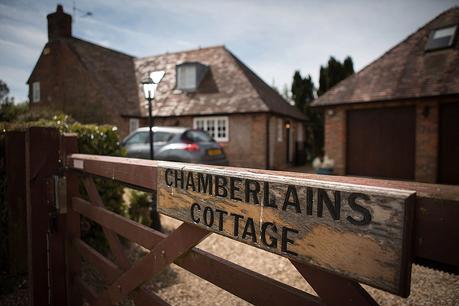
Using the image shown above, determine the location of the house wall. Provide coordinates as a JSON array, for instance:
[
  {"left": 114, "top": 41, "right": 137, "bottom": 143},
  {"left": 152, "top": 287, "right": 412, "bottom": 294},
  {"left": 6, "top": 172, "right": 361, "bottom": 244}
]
[
  {"left": 155, "top": 113, "right": 267, "bottom": 169},
  {"left": 154, "top": 113, "right": 303, "bottom": 169},
  {"left": 28, "top": 41, "right": 130, "bottom": 138},
  {"left": 323, "top": 96, "right": 458, "bottom": 183}
]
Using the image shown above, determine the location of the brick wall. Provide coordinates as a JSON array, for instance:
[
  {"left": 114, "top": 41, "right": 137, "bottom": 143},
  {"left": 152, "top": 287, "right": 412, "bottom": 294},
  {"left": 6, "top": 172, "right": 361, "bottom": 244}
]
[
  {"left": 415, "top": 102, "right": 438, "bottom": 183},
  {"left": 324, "top": 108, "right": 346, "bottom": 175},
  {"left": 29, "top": 41, "right": 119, "bottom": 130},
  {"left": 156, "top": 114, "right": 268, "bottom": 169},
  {"left": 322, "top": 97, "right": 456, "bottom": 183}
]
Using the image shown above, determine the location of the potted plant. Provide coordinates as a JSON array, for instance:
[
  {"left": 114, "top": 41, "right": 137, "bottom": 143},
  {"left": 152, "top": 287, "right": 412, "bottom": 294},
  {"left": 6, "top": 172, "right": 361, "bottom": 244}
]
[{"left": 312, "top": 155, "right": 335, "bottom": 175}]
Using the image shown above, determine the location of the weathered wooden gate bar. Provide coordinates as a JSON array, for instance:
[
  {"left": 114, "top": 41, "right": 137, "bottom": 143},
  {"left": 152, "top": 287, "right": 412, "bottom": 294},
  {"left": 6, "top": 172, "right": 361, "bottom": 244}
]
[
  {"left": 71, "top": 197, "right": 321, "bottom": 305},
  {"left": 67, "top": 153, "right": 459, "bottom": 275}
]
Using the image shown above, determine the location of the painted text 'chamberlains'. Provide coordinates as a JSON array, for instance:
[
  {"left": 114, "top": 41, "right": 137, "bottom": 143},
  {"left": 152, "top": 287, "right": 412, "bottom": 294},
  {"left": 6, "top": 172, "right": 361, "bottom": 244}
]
[{"left": 164, "top": 168, "right": 372, "bottom": 226}]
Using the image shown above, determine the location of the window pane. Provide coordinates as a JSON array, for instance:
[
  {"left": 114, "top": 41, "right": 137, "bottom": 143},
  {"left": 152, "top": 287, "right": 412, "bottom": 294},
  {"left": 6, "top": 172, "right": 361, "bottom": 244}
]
[
  {"left": 32, "top": 82, "right": 40, "bottom": 102},
  {"left": 183, "top": 130, "right": 214, "bottom": 143},
  {"left": 154, "top": 132, "right": 174, "bottom": 142},
  {"left": 206, "top": 119, "right": 215, "bottom": 137},
  {"left": 434, "top": 26, "right": 456, "bottom": 39},
  {"left": 178, "top": 65, "right": 196, "bottom": 90},
  {"left": 217, "top": 119, "right": 226, "bottom": 138},
  {"left": 125, "top": 132, "right": 149, "bottom": 145},
  {"left": 129, "top": 119, "right": 139, "bottom": 133}
]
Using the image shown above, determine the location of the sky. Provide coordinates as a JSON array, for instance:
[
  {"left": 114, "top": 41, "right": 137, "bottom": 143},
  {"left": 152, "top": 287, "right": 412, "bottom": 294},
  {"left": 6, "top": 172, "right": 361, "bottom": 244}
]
[{"left": 0, "top": 0, "right": 458, "bottom": 102}]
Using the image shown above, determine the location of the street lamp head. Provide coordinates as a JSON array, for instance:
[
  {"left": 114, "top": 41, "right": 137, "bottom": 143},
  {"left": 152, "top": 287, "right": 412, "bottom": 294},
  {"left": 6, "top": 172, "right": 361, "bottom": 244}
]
[
  {"left": 141, "top": 77, "right": 157, "bottom": 99},
  {"left": 150, "top": 70, "right": 165, "bottom": 84},
  {"left": 141, "top": 70, "right": 165, "bottom": 99}
]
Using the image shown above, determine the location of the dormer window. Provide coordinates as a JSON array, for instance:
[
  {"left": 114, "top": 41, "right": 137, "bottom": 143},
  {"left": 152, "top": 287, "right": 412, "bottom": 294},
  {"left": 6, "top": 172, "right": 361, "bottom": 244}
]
[
  {"left": 425, "top": 25, "right": 457, "bottom": 51},
  {"left": 176, "top": 62, "right": 208, "bottom": 92}
]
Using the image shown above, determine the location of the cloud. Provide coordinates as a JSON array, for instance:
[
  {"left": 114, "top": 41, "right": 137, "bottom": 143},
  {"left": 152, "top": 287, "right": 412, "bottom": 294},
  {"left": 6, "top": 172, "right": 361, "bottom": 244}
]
[{"left": 0, "top": 0, "right": 457, "bottom": 100}]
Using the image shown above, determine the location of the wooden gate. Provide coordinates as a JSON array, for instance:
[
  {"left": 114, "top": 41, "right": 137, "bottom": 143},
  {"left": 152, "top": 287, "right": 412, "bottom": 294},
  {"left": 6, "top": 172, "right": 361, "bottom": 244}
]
[{"left": 6, "top": 127, "right": 459, "bottom": 306}]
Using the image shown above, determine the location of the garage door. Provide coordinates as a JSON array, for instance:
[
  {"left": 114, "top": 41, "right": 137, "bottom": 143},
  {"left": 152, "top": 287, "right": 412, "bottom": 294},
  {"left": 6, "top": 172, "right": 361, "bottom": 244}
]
[
  {"left": 346, "top": 107, "right": 415, "bottom": 180},
  {"left": 439, "top": 103, "right": 459, "bottom": 184}
]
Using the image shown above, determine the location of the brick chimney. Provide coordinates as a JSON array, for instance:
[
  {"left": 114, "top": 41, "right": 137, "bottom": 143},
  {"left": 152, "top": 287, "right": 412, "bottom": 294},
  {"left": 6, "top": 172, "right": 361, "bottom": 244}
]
[{"left": 47, "top": 4, "right": 72, "bottom": 41}]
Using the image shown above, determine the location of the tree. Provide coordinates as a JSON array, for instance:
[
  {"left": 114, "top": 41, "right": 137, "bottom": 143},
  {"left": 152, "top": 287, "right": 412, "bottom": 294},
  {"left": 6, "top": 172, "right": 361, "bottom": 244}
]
[
  {"left": 0, "top": 80, "right": 9, "bottom": 102},
  {"left": 291, "top": 71, "right": 323, "bottom": 159},
  {"left": 0, "top": 79, "right": 28, "bottom": 122},
  {"left": 317, "top": 56, "right": 354, "bottom": 96}
]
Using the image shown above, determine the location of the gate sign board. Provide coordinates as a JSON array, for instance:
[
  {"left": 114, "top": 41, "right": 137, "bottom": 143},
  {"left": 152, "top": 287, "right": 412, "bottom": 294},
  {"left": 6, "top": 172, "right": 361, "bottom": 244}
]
[{"left": 157, "top": 163, "right": 415, "bottom": 296}]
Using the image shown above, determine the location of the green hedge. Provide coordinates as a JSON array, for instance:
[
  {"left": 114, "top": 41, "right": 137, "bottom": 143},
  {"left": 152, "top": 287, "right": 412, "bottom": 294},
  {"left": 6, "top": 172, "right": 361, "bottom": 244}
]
[{"left": 1, "top": 113, "right": 127, "bottom": 257}]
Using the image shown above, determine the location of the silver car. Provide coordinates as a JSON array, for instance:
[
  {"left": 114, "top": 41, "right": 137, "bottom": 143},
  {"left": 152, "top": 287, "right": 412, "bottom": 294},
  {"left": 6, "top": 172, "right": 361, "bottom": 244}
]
[{"left": 122, "top": 126, "right": 229, "bottom": 166}]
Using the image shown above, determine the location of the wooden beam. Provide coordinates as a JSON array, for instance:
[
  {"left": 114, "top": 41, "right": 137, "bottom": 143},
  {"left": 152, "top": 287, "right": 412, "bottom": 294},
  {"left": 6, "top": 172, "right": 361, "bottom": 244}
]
[
  {"left": 64, "top": 134, "right": 82, "bottom": 306},
  {"left": 291, "top": 260, "right": 377, "bottom": 306},
  {"left": 68, "top": 154, "right": 158, "bottom": 191},
  {"left": 82, "top": 177, "right": 168, "bottom": 306},
  {"left": 72, "top": 198, "right": 321, "bottom": 305},
  {"left": 94, "top": 223, "right": 209, "bottom": 305}
]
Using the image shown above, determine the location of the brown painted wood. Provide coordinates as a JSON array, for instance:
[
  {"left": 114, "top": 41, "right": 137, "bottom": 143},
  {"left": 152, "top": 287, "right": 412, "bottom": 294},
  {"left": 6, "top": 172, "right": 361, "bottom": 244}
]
[
  {"left": 72, "top": 197, "right": 166, "bottom": 247},
  {"left": 64, "top": 134, "right": 82, "bottom": 306},
  {"left": 83, "top": 177, "right": 130, "bottom": 268},
  {"left": 176, "top": 248, "right": 322, "bottom": 306},
  {"left": 26, "top": 127, "right": 60, "bottom": 306},
  {"left": 75, "top": 239, "right": 170, "bottom": 306},
  {"left": 68, "top": 154, "right": 158, "bottom": 191},
  {"left": 439, "top": 102, "right": 459, "bottom": 184},
  {"left": 292, "top": 261, "right": 377, "bottom": 306},
  {"left": 82, "top": 177, "right": 168, "bottom": 306},
  {"left": 5, "top": 131, "right": 28, "bottom": 274},
  {"left": 94, "top": 223, "right": 209, "bottom": 305},
  {"left": 156, "top": 163, "right": 415, "bottom": 295},
  {"left": 346, "top": 107, "right": 416, "bottom": 180},
  {"left": 67, "top": 154, "right": 459, "bottom": 276},
  {"left": 75, "top": 238, "right": 123, "bottom": 281},
  {"left": 70, "top": 197, "right": 328, "bottom": 305}
]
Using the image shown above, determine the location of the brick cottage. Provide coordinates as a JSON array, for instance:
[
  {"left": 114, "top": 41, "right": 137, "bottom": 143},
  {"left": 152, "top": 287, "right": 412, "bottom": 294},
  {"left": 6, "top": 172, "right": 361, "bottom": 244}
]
[
  {"left": 27, "top": 5, "right": 306, "bottom": 169},
  {"left": 312, "top": 7, "right": 459, "bottom": 184}
]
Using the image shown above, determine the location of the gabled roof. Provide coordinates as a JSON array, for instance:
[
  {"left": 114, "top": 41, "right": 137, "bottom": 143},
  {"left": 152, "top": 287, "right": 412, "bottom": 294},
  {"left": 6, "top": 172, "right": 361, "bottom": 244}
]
[
  {"left": 65, "top": 38, "right": 142, "bottom": 117},
  {"left": 312, "top": 7, "right": 459, "bottom": 107},
  {"left": 135, "top": 46, "right": 306, "bottom": 120}
]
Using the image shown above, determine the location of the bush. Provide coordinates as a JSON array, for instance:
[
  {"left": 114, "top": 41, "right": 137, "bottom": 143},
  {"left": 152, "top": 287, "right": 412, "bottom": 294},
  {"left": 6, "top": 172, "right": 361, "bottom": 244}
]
[
  {"left": 127, "top": 190, "right": 152, "bottom": 226},
  {"left": 1, "top": 112, "right": 128, "bottom": 256}
]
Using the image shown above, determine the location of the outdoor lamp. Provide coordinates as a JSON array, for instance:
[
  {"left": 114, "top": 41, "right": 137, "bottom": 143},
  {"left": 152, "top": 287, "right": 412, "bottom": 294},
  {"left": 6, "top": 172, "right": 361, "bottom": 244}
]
[
  {"left": 141, "top": 70, "right": 165, "bottom": 232},
  {"left": 141, "top": 70, "right": 166, "bottom": 160}
]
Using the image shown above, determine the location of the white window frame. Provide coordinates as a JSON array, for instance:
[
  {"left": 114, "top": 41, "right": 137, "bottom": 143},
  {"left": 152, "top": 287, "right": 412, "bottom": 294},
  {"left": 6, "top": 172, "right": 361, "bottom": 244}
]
[
  {"left": 129, "top": 118, "right": 139, "bottom": 133},
  {"left": 193, "top": 116, "right": 229, "bottom": 142},
  {"left": 277, "top": 118, "right": 283, "bottom": 142},
  {"left": 32, "top": 81, "right": 40, "bottom": 102}
]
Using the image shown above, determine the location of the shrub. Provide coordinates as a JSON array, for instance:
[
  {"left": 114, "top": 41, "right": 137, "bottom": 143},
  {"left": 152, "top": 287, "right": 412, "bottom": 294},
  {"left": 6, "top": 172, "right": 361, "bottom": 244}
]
[
  {"left": 1, "top": 113, "right": 127, "bottom": 256},
  {"left": 127, "top": 190, "right": 152, "bottom": 226}
]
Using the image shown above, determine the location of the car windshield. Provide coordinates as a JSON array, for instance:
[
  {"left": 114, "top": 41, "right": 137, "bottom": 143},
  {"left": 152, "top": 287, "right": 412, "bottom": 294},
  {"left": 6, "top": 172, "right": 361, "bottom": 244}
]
[
  {"left": 125, "top": 131, "right": 174, "bottom": 145},
  {"left": 183, "top": 130, "right": 214, "bottom": 143}
]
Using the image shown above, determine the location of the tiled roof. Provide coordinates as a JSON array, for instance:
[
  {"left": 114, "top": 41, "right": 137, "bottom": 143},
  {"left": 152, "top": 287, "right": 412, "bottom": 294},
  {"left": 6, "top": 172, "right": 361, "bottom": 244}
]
[
  {"left": 66, "top": 38, "right": 142, "bottom": 116},
  {"left": 312, "top": 7, "right": 459, "bottom": 107},
  {"left": 135, "top": 46, "right": 306, "bottom": 120}
]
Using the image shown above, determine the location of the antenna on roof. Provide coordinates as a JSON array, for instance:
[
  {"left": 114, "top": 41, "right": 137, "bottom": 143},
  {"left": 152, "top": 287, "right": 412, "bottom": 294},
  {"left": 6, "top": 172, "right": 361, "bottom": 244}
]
[{"left": 72, "top": 0, "right": 93, "bottom": 22}]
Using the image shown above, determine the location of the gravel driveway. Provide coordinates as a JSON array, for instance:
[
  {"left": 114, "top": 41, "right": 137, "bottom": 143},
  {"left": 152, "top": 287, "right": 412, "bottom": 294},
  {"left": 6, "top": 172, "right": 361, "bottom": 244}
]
[{"left": 145, "top": 215, "right": 459, "bottom": 306}]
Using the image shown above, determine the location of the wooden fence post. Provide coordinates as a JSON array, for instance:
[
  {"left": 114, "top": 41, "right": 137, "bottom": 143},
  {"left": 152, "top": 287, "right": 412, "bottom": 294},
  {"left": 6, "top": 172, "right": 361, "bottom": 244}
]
[
  {"left": 5, "top": 130, "right": 28, "bottom": 275},
  {"left": 62, "top": 133, "right": 81, "bottom": 306},
  {"left": 26, "top": 127, "right": 60, "bottom": 305}
]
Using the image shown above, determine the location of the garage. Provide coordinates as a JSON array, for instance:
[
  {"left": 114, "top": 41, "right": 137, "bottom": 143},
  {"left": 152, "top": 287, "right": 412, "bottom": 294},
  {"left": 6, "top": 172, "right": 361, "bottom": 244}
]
[
  {"left": 346, "top": 107, "right": 416, "bottom": 180},
  {"left": 439, "top": 103, "right": 459, "bottom": 184}
]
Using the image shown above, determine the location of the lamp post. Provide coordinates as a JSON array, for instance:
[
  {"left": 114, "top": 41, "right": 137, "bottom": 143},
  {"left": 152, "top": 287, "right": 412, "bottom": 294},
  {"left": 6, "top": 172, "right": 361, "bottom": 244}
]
[
  {"left": 141, "top": 70, "right": 165, "bottom": 160},
  {"left": 141, "top": 70, "right": 165, "bottom": 231}
]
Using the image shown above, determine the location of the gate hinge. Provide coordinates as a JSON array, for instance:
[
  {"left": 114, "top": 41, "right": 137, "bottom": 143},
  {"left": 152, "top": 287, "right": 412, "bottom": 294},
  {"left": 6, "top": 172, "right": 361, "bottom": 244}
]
[{"left": 53, "top": 175, "right": 67, "bottom": 214}]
